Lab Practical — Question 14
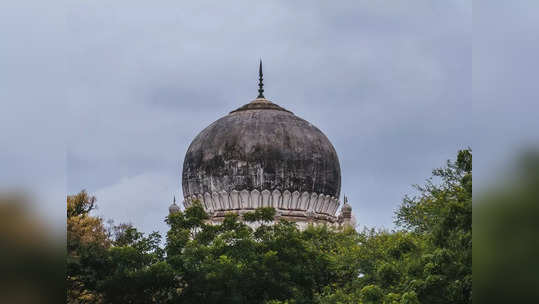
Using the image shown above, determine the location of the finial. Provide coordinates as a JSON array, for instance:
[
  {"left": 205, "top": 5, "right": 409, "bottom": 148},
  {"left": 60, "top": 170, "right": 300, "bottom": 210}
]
[
  {"left": 257, "top": 59, "right": 265, "bottom": 98},
  {"left": 344, "top": 195, "right": 348, "bottom": 204},
  {"left": 169, "top": 195, "right": 180, "bottom": 214}
]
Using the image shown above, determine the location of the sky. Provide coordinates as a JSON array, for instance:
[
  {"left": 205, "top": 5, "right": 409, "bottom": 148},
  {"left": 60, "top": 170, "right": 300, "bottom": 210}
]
[{"left": 1, "top": 1, "right": 537, "bottom": 236}]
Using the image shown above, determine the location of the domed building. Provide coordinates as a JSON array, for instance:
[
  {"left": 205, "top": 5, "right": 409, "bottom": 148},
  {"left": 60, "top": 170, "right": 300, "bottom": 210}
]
[{"left": 173, "top": 62, "right": 353, "bottom": 228}]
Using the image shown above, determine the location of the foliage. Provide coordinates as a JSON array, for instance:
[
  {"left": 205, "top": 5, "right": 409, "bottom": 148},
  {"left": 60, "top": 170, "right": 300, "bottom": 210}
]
[
  {"left": 395, "top": 148, "right": 472, "bottom": 303},
  {"left": 163, "top": 204, "right": 356, "bottom": 303},
  {"left": 67, "top": 191, "right": 169, "bottom": 303},
  {"left": 67, "top": 191, "right": 110, "bottom": 303},
  {"left": 67, "top": 149, "right": 472, "bottom": 303}
]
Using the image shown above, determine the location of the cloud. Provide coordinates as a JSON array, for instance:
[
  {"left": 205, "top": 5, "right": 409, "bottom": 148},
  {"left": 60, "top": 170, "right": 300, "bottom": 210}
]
[
  {"left": 94, "top": 171, "right": 178, "bottom": 237},
  {"left": 60, "top": 1, "right": 472, "bottom": 231},
  {"left": 14, "top": 1, "right": 539, "bottom": 234}
]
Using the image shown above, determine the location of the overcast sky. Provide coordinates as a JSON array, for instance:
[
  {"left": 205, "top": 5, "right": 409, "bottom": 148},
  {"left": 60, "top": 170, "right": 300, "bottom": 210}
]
[{"left": 1, "top": 1, "right": 537, "bottom": 236}]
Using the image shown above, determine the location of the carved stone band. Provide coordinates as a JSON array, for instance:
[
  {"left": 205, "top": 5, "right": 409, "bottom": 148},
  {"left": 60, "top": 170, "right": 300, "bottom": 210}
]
[{"left": 183, "top": 189, "right": 340, "bottom": 216}]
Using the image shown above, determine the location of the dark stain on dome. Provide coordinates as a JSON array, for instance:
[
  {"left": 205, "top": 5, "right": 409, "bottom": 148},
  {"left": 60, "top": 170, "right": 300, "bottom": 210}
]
[{"left": 182, "top": 99, "right": 341, "bottom": 198}]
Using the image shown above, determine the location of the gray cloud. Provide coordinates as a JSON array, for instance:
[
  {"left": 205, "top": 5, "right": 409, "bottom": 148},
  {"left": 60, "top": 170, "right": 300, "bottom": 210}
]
[
  {"left": 7, "top": 1, "right": 536, "bottom": 236},
  {"left": 62, "top": 0, "right": 472, "bottom": 233}
]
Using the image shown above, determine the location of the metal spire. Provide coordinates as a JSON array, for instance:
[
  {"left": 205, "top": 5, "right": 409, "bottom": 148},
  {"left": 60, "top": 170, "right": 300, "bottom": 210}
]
[
  {"left": 257, "top": 59, "right": 265, "bottom": 98},
  {"left": 173, "top": 195, "right": 176, "bottom": 204}
]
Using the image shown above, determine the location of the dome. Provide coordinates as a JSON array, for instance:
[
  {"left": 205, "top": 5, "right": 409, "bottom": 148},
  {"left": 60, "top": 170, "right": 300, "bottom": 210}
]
[
  {"left": 180, "top": 61, "right": 342, "bottom": 222},
  {"left": 182, "top": 97, "right": 341, "bottom": 199}
]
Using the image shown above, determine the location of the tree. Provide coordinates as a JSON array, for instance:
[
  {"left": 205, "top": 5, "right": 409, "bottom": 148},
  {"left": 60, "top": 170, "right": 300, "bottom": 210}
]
[
  {"left": 164, "top": 205, "right": 347, "bottom": 303},
  {"left": 316, "top": 149, "right": 472, "bottom": 304},
  {"left": 395, "top": 149, "right": 472, "bottom": 303},
  {"left": 67, "top": 190, "right": 173, "bottom": 304},
  {"left": 67, "top": 191, "right": 110, "bottom": 303},
  {"left": 66, "top": 149, "right": 472, "bottom": 304}
]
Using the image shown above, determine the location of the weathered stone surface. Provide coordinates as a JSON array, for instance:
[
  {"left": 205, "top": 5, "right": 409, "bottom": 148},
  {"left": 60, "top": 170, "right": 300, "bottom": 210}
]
[
  {"left": 282, "top": 190, "right": 291, "bottom": 209},
  {"left": 204, "top": 192, "right": 212, "bottom": 210},
  {"left": 319, "top": 195, "right": 331, "bottom": 213},
  {"left": 251, "top": 189, "right": 261, "bottom": 209},
  {"left": 182, "top": 99, "right": 341, "bottom": 199},
  {"left": 291, "top": 191, "right": 300, "bottom": 210},
  {"left": 309, "top": 193, "right": 319, "bottom": 212},
  {"left": 261, "top": 189, "right": 271, "bottom": 208},
  {"left": 271, "top": 189, "right": 281, "bottom": 208},
  {"left": 299, "top": 192, "right": 310, "bottom": 211},
  {"left": 219, "top": 190, "right": 229, "bottom": 210},
  {"left": 240, "top": 189, "right": 250, "bottom": 209},
  {"left": 212, "top": 192, "right": 220, "bottom": 210},
  {"left": 191, "top": 188, "right": 339, "bottom": 216},
  {"left": 179, "top": 98, "right": 347, "bottom": 225},
  {"left": 230, "top": 190, "right": 240, "bottom": 209}
]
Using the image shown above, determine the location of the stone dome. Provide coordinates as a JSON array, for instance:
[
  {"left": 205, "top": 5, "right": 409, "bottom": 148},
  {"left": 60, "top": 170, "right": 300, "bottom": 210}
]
[
  {"left": 180, "top": 61, "right": 344, "bottom": 222},
  {"left": 182, "top": 97, "right": 341, "bottom": 200}
]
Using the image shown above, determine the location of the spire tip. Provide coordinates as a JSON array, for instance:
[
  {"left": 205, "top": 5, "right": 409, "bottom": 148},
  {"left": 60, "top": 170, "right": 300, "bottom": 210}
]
[{"left": 257, "top": 59, "right": 265, "bottom": 98}]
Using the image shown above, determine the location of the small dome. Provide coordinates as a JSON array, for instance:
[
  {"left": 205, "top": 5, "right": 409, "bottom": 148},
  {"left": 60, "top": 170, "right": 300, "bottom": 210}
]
[
  {"left": 169, "top": 203, "right": 180, "bottom": 214},
  {"left": 169, "top": 196, "right": 180, "bottom": 214},
  {"left": 341, "top": 196, "right": 352, "bottom": 213}
]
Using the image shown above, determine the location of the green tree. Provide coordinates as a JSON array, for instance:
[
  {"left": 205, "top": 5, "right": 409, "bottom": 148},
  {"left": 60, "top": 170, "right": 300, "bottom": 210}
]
[
  {"left": 98, "top": 223, "right": 174, "bottom": 304},
  {"left": 162, "top": 204, "right": 364, "bottom": 303},
  {"left": 67, "top": 149, "right": 472, "bottom": 304},
  {"left": 316, "top": 149, "right": 472, "bottom": 304},
  {"left": 67, "top": 191, "right": 174, "bottom": 304},
  {"left": 395, "top": 149, "right": 472, "bottom": 303}
]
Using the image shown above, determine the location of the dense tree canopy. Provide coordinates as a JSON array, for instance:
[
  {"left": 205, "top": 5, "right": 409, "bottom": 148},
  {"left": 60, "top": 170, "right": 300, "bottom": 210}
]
[{"left": 67, "top": 149, "right": 472, "bottom": 303}]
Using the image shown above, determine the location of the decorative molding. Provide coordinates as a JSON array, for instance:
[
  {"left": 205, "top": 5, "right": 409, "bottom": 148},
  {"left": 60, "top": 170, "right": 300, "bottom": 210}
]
[
  {"left": 230, "top": 190, "right": 240, "bottom": 209},
  {"left": 184, "top": 189, "right": 340, "bottom": 217},
  {"left": 251, "top": 189, "right": 260, "bottom": 209},
  {"left": 261, "top": 190, "right": 271, "bottom": 208},
  {"left": 291, "top": 191, "right": 300, "bottom": 210},
  {"left": 271, "top": 189, "right": 281, "bottom": 209},
  {"left": 282, "top": 190, "right": 291, "bottom": 209}
]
